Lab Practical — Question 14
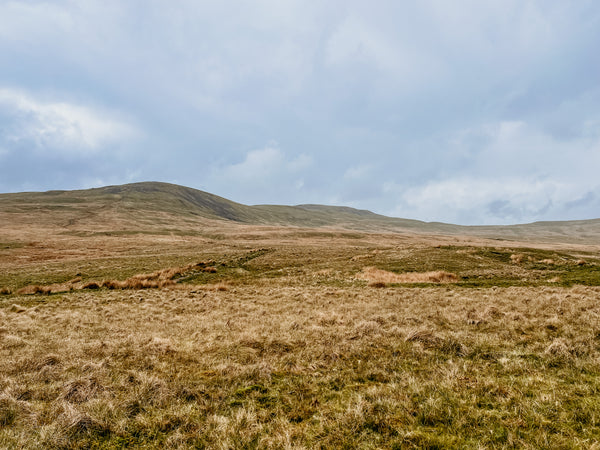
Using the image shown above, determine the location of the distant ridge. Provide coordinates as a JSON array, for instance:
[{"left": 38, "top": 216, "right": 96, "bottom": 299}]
[
  {"left": 0, "top": 181, "right": 432, "bottom": 230},
  {"left": 1, "top": 181, "right": 599, "bottom": 243}
]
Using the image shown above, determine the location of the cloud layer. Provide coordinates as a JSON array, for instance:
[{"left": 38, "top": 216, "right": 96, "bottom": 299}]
[
  {"left": 0, "top": 88, "right": 137, "bottom": 153},
  {"left": 1, "top": 0, "right": 599, "bottom": 224}
]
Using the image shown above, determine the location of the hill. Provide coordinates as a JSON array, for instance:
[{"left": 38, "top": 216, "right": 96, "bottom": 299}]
[{"left": 1, "top": 181, "right": 599, "bottom": 244}]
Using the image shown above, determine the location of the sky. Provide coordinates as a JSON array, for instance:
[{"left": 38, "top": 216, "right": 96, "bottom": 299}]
[{"left": 1, "top": 0, "right": 599, "bottom": 225}]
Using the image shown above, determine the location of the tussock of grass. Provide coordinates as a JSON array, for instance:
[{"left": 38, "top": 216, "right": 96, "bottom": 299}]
[
  {"left": 405, "top": 329, "right": 440, "bottom": 346},
  {"left": 358, "top": 266, "right": 458, "bottom": 284},
  {"left": 97, "top": 261, "right": 217, "bottom": 290},
  {"left": 9, "top": 304, "right": 26, "bottom": 313},
  {"left": 16, "top": 284, "right": 55, "bottom": 295},
  {"left": 510, "top": 253, "right": 524, "bottom": 264}
]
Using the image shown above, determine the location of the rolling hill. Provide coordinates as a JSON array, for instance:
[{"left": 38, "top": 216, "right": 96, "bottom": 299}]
[{"left": 1, "top": 181, "right": 599, "bottom": 244}]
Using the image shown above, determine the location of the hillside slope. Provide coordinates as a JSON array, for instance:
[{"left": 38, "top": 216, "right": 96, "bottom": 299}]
[
  {"left": 1, "top": 181, "right": 599, "bottom": 244},
  {"left": 0, "top": 181, "right": 431, "bottom": 230}
]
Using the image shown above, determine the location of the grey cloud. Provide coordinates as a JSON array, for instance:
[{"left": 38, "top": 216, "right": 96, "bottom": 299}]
[
  {"left": 1, "top": 1, "right": 600, "bottom": 223},
  {"left": 565, "top": 192, "right": 598, "bottom": 211}
]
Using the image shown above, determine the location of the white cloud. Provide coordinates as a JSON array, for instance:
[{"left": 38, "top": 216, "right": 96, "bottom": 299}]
[
  {"left": 325, "top": 16, "right": 393, "bottom": 67},
  {"left": 219, "top": 146, "right": 313, "bottom": 182},
  {"left": 0, "top": 88, "right": 138, "bottom": 154},
  {"left": 384, "top": 118, "right": 600, "bottom": 224},
  {"left": 387, "top": 178, "right": 563, "bottom": 224},
  {"left": 343, "top": 164, "right": 373, "bottom": 180},
  {"left": 0, "top": 1, "right": 74, "bottom": 40},
  {"left": 206, "top": 144, "right": 313, "bottom": 204},
  {"left": 324, "top": 13, "right": 444, "bottom": 91},
  {"left": 451, "top": 119, "right": 600, "bottom": 182},
  {"left": 222, "top": 147, "right": 285, "bottom": 182},
  {"left": 287, "top": 153, "right": 313, "bottom": 171}
]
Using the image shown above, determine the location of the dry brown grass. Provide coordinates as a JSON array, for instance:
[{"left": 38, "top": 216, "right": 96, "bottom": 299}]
[
  {"left": 13, "top": 261, "right": 219, "bottom": 295},
  {"left": 16, "top": 284, "right": 55, "bottom": 295},
  {"left": 510, "top": 253, "right": 524, "bottom": 264},
  {"left": 2, "top": 204, "right": 600, "bottom": 448},
  {"left": 2, "top": 282, "right": 600, "bottom": 448},
  {"left": 357, "top": 266, "right": 458, "bottom": 284},
  {"left": 98, "top": 261, "right": 215, "bottom": 290}
]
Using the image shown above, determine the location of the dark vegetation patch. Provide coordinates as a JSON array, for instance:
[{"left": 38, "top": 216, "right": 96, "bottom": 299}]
[
  {"left": 375, "top": 246, "right": 600, "bottom": 288},
  {"left": 0, "top": 242, "right": 25, "bottom": 250}
]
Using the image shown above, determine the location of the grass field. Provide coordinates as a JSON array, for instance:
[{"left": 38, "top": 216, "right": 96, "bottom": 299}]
[{"left": 2, "top": 184, "right": 600, "bottom": 448}]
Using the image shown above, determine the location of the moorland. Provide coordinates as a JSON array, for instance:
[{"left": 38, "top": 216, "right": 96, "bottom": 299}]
[{"left": 1, "top": 182, "right": 600, "bottom": 448}]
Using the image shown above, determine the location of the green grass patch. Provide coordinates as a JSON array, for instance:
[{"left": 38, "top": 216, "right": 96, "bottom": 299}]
[{"left": 0, "top": 241, "right": 25, "bottom": 250}]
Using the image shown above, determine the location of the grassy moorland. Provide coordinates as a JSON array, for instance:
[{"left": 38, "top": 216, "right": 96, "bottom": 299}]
[{"left": 1, "top": 183, "right": 600, "bottom": 448}]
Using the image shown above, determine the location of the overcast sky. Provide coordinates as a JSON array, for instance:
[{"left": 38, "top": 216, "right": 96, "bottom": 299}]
[{"left": 1, "top": 1, "right": 599, "bottom": 225}]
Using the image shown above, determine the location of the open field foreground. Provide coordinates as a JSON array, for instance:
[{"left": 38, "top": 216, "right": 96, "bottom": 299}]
[
  {"left": 1, "top": 234, "right": 600, "bottom": 449},
  {"left": 1, "top": 279, "right": 600, "bottom": 449},
  {"left": 1, "top": 184, "right": 600, "bottom": 448}
]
